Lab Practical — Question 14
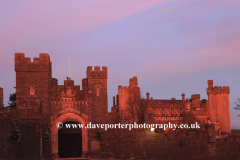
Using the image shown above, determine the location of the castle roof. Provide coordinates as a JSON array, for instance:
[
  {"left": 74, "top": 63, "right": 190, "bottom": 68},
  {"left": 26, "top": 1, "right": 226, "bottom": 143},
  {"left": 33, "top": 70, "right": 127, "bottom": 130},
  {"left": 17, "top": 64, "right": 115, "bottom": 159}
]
[{"left": 141, "top": 99, "right": 182, "bottom": 104}]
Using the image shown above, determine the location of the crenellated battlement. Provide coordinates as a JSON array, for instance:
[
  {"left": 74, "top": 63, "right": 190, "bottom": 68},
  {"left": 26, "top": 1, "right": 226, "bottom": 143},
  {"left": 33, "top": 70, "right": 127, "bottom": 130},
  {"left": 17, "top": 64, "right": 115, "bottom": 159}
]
[
  {"left": 151, "top": 103, "right": 181, "bottom": 108},
  {"left": 222, "top": 86, "right": 230, "bottom": 92},
  {"left": 15, "top": 53, "right": 51, "bottom": 72},
  {"left": 118, "top": 77, "right": 138, "bottom": 93},
  {"left": 87, "top": 66, "right": 107, "bottom": 79},
  {"left": 207, "top": 79, "right": 230, "bottom": 94},
  {"left": 118, "top": 86, "right": 129, "bottom": 93},
  {"left": 122, "top": 86, "right": 128, "bottom": 89},
  {"left": 213, "top": 86, "right": 230, "bottom": 93},
  {"left": 118, "top": 85, "right": 122, "bottom": 90},
  {"left": 118, "top": 85, "right": 139, "bottom": 92},
  {"left": 208, "top": 86, "right": 230, "bottom": 94},
  {"left": 154, "top": 116, "right": 183, "bottom": 120},
  {"left": 51, "top": 78, "right": 58, "bottom": 86}
]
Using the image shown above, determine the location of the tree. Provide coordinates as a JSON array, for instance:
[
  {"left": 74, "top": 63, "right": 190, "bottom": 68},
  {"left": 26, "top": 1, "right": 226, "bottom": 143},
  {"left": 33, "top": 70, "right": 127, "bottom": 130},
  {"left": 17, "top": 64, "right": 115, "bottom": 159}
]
[
  {"left": 180, "top": 139, "right": 186, "bottom": 147},
  {"left": 125, "top": 89, "right": 147, "bottom": 124},
  {"left": 182, "top": 111, "right": 201, "bottom": 130},
  {"left": 6, "top": 87, "right": 16, "bottom": 111},
  {"left": 96, "top": 131, "right": 102, "bottom": 140},
  {"left": 43, "top": 129, "right": 51, "bottom": 142},
  {"left": 234, "top": 98, "right": 240, "bottom": 117},
  {"left": 11, "top": 123, "right": 20, "bottom": 142}
]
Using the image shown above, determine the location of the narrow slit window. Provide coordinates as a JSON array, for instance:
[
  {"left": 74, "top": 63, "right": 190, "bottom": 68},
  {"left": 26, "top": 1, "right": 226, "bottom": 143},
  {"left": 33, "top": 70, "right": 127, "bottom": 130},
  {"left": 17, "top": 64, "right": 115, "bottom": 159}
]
[
  {"left": 30, "top": 85, "right": 35, "bottom": 95},
  {"left": 97, "top": 87, "right": 100, "bottom": 96}
]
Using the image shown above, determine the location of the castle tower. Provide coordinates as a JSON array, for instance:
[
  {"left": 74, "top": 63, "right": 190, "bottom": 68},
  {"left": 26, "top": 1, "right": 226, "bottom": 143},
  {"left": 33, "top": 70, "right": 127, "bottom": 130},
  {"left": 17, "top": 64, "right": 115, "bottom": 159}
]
[
  {"left": 87, "top": 66, "right": 108, "bottom": 124},
  {"left": 207, "top": 80, "right": 231, "bottom": 134},
  {"left": 15, "top": 53, "right": 52, "bottom": 119},
  {"left": 118, "top": 76, "right": 140, "bottom": 123}
]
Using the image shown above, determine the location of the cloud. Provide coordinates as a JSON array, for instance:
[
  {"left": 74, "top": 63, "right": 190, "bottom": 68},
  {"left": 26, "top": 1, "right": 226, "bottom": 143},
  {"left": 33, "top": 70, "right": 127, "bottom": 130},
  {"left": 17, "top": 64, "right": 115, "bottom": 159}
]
[
  {"left": 142, "top": 40, "right": 240, "bottom": 78},
  {"left": 0, "top": 0, "right": 166, "bottom": 46}
]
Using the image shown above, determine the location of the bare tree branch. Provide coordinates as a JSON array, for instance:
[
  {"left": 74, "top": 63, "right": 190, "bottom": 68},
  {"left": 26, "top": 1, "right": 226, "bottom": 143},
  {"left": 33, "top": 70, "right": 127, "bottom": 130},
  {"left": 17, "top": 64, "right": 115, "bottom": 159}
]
[
  {"left": 234, "top": 98, "right": 240, "bottom": 117},
  {"left": 125, "top": 89, "right": 147, "bottom": 124}
]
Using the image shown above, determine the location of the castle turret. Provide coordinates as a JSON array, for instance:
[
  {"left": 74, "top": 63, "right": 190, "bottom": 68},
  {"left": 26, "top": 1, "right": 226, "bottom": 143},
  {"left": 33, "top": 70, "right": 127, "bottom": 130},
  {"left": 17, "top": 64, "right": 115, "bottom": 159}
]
[
  {"left": 129, "top": 76, "right": 138, "bottom": 87},
  {"left": 208, "top": 80, "right": 213, "bottom": 89},
  {"left": 207, "top": 80, "right": 231, "bottom": 134},
  {"left": 129, "top": 78, "right": 133, "bottom": 86},
  {"left": 132, "top": 76, "right": 138, "bottom": 87},
  {"left": 119, "top": 77, "right": 140, "bottom": 123}
]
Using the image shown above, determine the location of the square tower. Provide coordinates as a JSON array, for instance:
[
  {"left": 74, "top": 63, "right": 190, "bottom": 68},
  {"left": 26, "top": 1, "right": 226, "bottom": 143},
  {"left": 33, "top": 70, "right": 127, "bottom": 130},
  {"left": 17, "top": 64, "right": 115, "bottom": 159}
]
[{"left": 15, "top": 53, "right": 52, "bottom": 119}]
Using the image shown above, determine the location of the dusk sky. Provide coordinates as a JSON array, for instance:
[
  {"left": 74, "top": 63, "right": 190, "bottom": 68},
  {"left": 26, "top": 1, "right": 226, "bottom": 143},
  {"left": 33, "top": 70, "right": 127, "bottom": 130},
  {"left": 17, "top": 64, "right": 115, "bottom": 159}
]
[{"left": 0, "top": 0, "right": 240, "bottom": 129}]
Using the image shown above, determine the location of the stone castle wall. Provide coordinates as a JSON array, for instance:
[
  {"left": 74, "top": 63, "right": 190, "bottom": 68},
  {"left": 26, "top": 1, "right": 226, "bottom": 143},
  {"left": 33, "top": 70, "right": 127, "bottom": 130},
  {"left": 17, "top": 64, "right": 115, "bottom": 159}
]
[
  {"left": 0, "top": 116, "right": 240, "bottom": 160},
  {"left": 108, "top": 128, "right": 240, "bottom": 160},
  {"left": 0, "top": 117, "right": 38, "bottom": 160}
]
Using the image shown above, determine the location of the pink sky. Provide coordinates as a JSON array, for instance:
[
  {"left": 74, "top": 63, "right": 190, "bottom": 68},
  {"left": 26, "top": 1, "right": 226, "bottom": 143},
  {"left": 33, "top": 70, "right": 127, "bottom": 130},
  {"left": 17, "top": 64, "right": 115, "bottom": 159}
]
[{"left": 0, "top": 0, "right": 240, "bottom": 128}]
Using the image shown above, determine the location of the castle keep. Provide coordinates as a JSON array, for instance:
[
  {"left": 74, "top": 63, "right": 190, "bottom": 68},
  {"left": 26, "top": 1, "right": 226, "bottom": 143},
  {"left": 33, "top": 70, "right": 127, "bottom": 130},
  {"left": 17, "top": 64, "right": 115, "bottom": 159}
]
[{"left": 0, "top": 53, "right": 239, "bottom": 160}]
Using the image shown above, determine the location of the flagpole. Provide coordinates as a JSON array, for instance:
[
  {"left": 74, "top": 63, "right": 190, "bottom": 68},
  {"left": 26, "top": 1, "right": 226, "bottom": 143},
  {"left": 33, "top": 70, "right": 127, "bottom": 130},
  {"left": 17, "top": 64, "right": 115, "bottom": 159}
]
[{"left": 69, "top": 56, "right": 71, "bottom": 79}]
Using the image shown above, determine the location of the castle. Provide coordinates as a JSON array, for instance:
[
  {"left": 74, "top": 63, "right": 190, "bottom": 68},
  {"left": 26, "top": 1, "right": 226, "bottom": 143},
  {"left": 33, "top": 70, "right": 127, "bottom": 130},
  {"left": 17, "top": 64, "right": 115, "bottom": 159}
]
[
  {"left": 0, "top": 53, "right": 239, "bottom": 160},
  {"left": 111, "top": 76, "right": 231, "bottom": 135}
]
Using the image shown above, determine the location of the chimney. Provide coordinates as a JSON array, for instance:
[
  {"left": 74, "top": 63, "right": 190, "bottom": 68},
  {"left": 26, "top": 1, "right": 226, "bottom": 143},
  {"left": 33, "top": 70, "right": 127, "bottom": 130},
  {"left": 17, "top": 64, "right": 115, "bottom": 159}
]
[
  {"left": 146, "top": 92, "right": 150, "bottom": 101},
  {"left": 181, "top": 93, "right": 185, "bottom": 102},
  {"left": 116, "top": 95, "right": 119, "bottom": 106},
  {"left": 113, "top": 96, "right": 115, "bottom": 108},
  {"left": 186, "top": 98, "right": 190, "bottom": 110},
  {"left": 0, "top": 87, "right": 3, "bottom": 108}
]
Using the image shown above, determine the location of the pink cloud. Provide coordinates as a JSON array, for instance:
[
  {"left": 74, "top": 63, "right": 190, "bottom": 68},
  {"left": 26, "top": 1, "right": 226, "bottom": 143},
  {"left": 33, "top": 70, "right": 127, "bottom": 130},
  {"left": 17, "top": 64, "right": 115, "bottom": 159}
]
[{"left": 0, "top": 0, "right": 166, "bottom": 48}]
